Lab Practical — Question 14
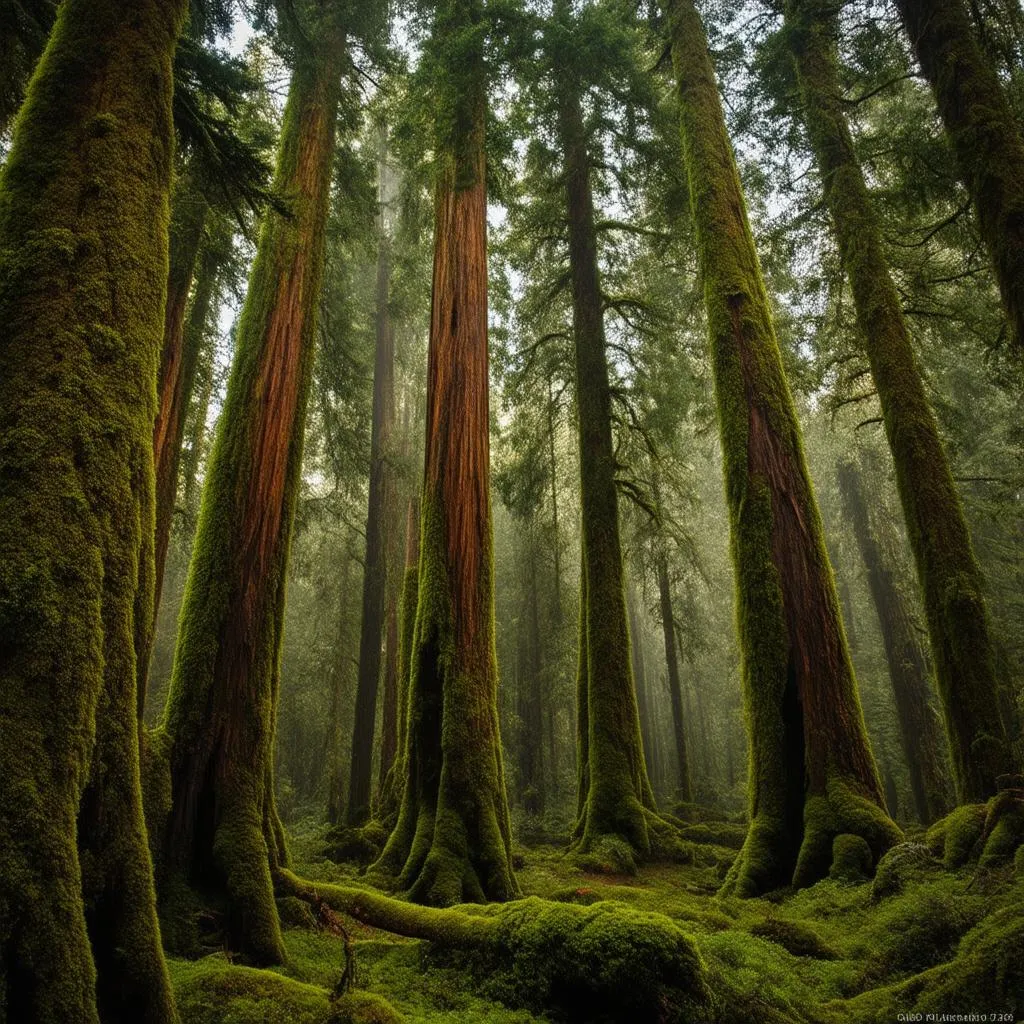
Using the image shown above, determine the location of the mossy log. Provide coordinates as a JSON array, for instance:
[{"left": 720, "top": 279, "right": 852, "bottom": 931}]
[{"left": 276, "top": 869, "right": 712, "bottom": 1023}]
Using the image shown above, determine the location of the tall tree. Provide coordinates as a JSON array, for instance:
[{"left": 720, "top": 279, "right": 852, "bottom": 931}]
[
  {"left": 838, "top": 458, "right": 952, "bottom": 823},
  {"left": 155, "top": 7, "right": 350, "bottom": 964},
  {"left": 348, "top": 130, "right": 398, "bottom": 825},
  {"left": 656, "top": 548, "right": 693, "bottom": 802},
  {"left": 894, "top": 0, "right": 1024, "bottom": 348},
  {"left": 0, "top": 0, "right": 185, "bottom": 1020},
  {"left": 549, "top": 0, "right": 670, "bottom": 860},
  {"left": 661, "top": 0, "right": 900, "bottom": 895},
  {"left": 372, "top": 0, "right": 519, "bottom": 905},
  {"left": 785, "top": 0, "right": 1011, "bottom": 802}
]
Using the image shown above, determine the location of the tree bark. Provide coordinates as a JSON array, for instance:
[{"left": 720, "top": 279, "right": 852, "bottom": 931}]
[
  {"left": 786, "top": 0, "right": 1011, "bottom": 803},
  {"left": 657, "top": 553, "right": 693, "bottom": 802},
  {"left": 893, "top": 0, "right": 1024, "bottom": 348},
  {"left": 838, "top": 460, "right": 952, "bottom": 823},
  {"left": 556, "top": 23, "right": 663, "bottom": 859},
  {"left": 156, "top": 30, "right": 345, "bottom": 964},
  {"left": 348, "top": 161, "right": 397, "bottom": 825},
  {"left": 662, "top": 0, "right": 900, "bottom": 895},
  {"left": 0, "top": 1, "right": 185, "bottom": 1020},
  {"left": 371, "top": 0, "right": 518, "bottom": 905}
]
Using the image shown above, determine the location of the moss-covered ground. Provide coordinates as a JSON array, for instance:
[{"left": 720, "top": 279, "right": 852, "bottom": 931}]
[{"left": 166, "top": 812, "right": 1024, "bottom": 1022}]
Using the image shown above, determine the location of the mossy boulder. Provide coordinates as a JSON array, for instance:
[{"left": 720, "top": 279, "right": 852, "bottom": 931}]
[
  {"left": 749, "top": 917, "right": 839, "bottom": 959},
  {"left": 829, "top": 834, "right": 873, "bottom": 882},
  {"left": 571, "top": 834, "right": 638, "bottom": 876},
  {"left": 331, "top": 991, "right": 405, "bottom": 1024},
  {"left": 323, "top": 822, "right": 389, "bottom": 868},
  {"left": 170, "top": 957, "right": 336, "bottom": 1023},
  {"left": 926, "top": 803, "right": 988, "bottom": 869},
  {"left": 977, "top": 791, "right": 1024, "bottom": 869},
  {"left": 482, "top": 898, "right": 712, "bottom": 1023},
  {"left": 871, "top": 842, "right": 937, "bottom": 902}
]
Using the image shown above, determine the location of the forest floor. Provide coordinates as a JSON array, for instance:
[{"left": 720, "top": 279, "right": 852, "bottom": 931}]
[{"left": 170, "top": 815, "right": 1024, "bottom": 1023}]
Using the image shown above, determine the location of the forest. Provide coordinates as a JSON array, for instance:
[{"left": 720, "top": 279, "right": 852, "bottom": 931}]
[{"left": 0, "top": 0, "right": 1023, "bottom": 1021}]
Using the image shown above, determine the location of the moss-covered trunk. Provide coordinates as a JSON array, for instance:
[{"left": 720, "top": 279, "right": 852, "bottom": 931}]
[
  {"left": 141, "top": 206, "right": 220, "bottom": 717},
  {"left": 657, "top": 552, "right": 693, "bottom": 803},
  {"left": 348, "top": 208, "right": 396, "bottom": 825},
  {"left": 557, "top": 49, "right": 662, "bottom": 860},
  {"left": 663, "top": 0, "right": 900, "bottom": 895},
  {"left": 0, "top": 1, "right": 185, "bottom": 1020},
  {"left": 516, "top": 532, "right": 546, "bottom": 813},
  {"left": 838, "top": 460, "right": 952, "bottom": 823},
  {"left": 157, "top": 35, "right": 344, "bottom": 964},
  {"left": 786, "top": 0, "right": 1010, "bottom": 803},
  {"left": 372, "top": 0, "right": 518, "bottom": 905},
  {"left": 377, "top": 495, "right": 420, "bottom": 826},
  {"left": 894, "top": 0, "right": 1024, "bottom": 348}
]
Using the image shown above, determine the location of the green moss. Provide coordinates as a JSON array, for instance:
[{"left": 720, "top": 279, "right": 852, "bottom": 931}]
[
  {"left": 332, "top": 991, "right": 406, "bottom": 1024},
  {"left": 870, "top": 843, "right": 936, "bottom": 901},
  {"left": 749, "top": 918, "right": 839, "bottom": 960},
  {"left": 570, "top": 835, "right": 638, "bottom": 876},
  {"left": 680, "top": 822, "right": 747, "bottom": 850},
  {"left": 323, "top": 822, "right": 389, "bottom": 868},
  {"left": 828, "top": 835, "right": 873, "bottom": 883},
  {"left": 169, "top": 957, "right": 334, "bottom": 1024},
  {"left": 277, "top": 896, "right": 319, "bottom": 931},
  {"left": 928, "top": 803, "right": 988, "bottom": 869},
  {"left": 0, "top": 0, "right": 185, "bottom": 1020}
]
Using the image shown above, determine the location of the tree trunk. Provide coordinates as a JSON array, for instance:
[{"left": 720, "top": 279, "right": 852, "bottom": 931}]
[
  {"left": 0, "top": 1, "right": 185, "bottom": 1020},
  {"left": 557, "top": 35, "right": 662, "bottom": 859},
  {"left": 325, "top": 542, "right": 357, "bottom": 825},
  {"left": 662, "top": 0, "right": 900, "bottom": 895},
  {"left": 628, "top": 590, "right": 659, "bottom": 787},
  {"left": 371, "top": 0, "right": 518, "bottom": 905},
  {"left": 377, "top": 495, "right": 420, "bottom": 826},
  {"left": 517, "top": 530, "right": 545, "bottom": 813},
  {"left": 786, "top": 0, "right": 1011, "bottom": 803},
  {"left": 348, "top": 165, "right": 397, "bottom": 825},
  {"left": 893, "top": 0, "right": 1024, "bottom": 348},
  {"left": 657, "top": 553, "right": 693, "bottom": 802},
  {"left": 838, "top": 460, "right": 952, "bottom": 824},
  {"left": 140, "top": 211, "right": 222, "bottom": 717},
  {"left": 157, "top": 32, "right": 345, "bottom": 964}
]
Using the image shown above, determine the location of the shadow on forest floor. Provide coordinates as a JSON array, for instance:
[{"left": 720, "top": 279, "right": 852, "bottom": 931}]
[{"left": 169, "top": 815, "right": 1024, "bottom": 1023}]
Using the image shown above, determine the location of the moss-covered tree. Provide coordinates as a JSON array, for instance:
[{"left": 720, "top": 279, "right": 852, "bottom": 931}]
[
  {"left": 785, "top": 0, "right": 1011, "bottom": 803},
  {"left": 656, "top": 550, "right": 693, "bottom": 803},
  {"left": 893, "top": 0, "right": 1024, "bottom": 348},
  {"left": 348, "top": 137, "right": 397, "bottom": 826},
  {"left": 837, "top": 458, "right": 952, "bottom": 823},
  {"left": 661, "top": 0, "right": 900, "bottom": 895},
  {"left": 0, "top": 0, "right": 185, "bottom": 1019},
  {"left": 548, "top": 0, "right": 670, "bottom": 860},
  {"left": 155, "top": 10, "right": 348, "bottom": 964},
  {"left": 371, "top": 0, "right": 520, "bottom": 905}
]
